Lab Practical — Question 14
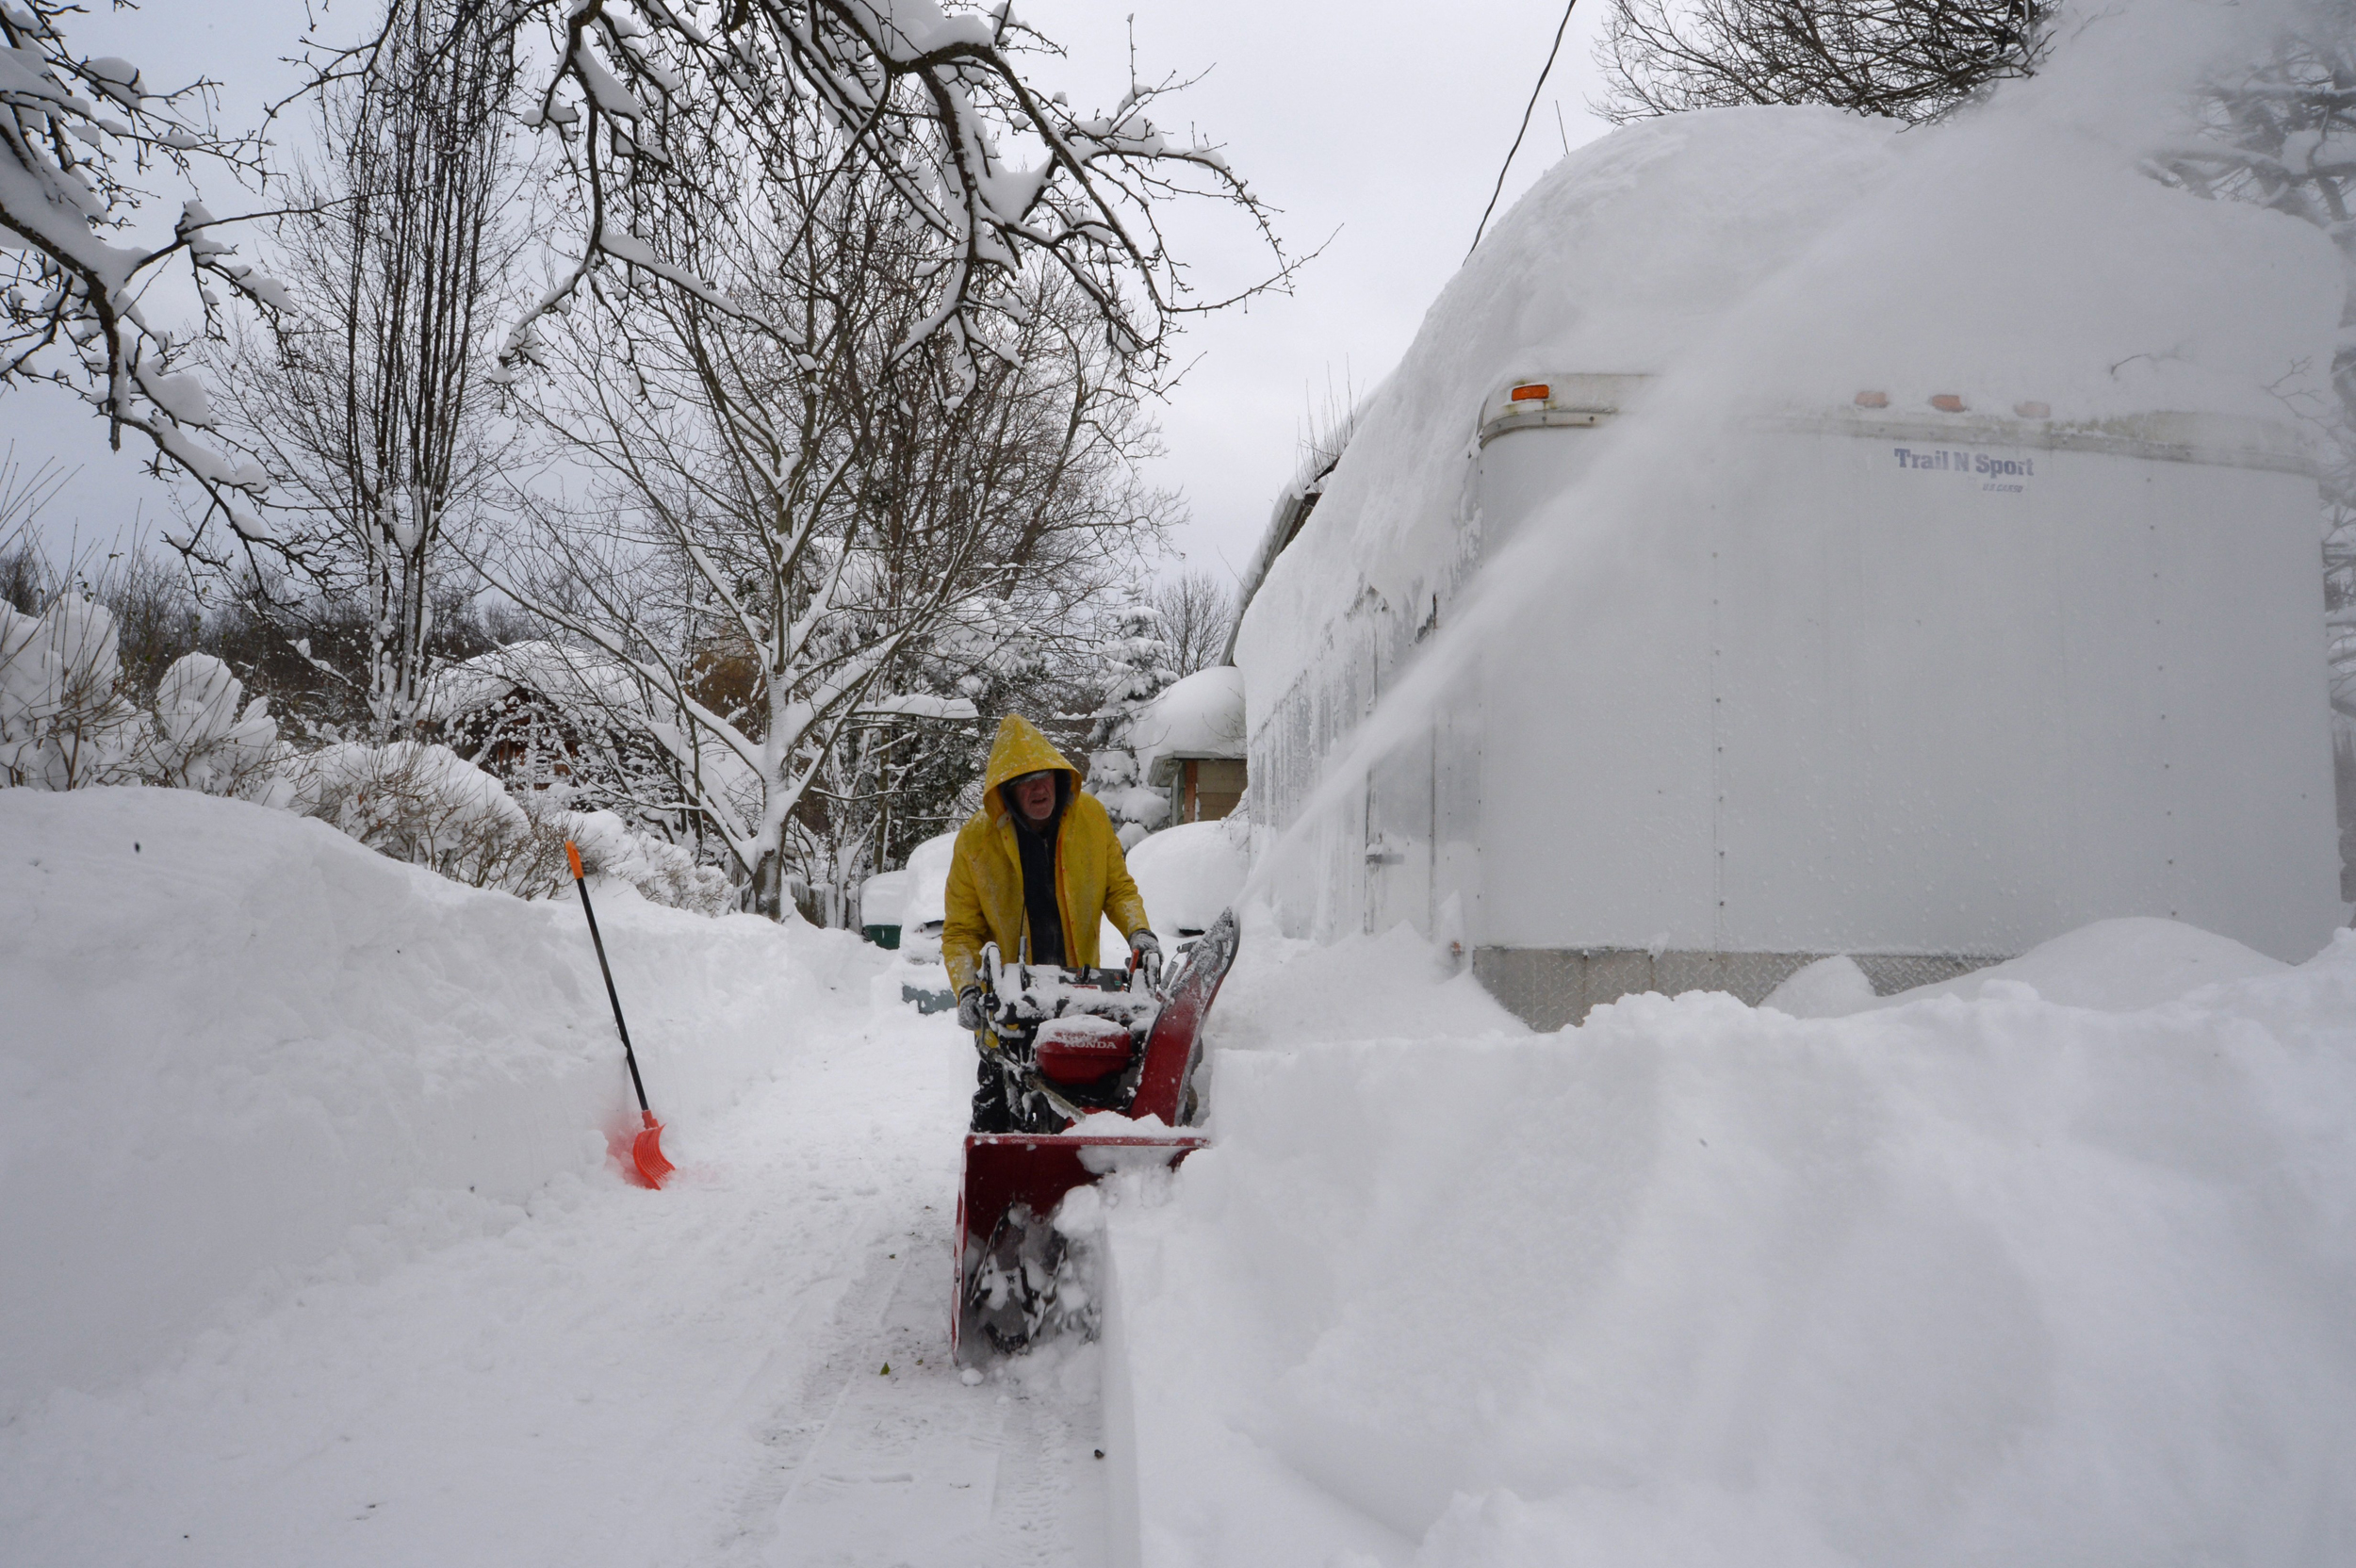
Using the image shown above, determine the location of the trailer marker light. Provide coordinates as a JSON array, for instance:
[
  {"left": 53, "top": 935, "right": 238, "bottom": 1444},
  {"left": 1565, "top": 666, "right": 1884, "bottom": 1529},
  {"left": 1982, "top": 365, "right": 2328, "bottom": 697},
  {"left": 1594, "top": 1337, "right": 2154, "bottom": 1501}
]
[
  {"left": 2014, "top": 400, "right": 2050, "bottom": 418},
  {"left": 1511, "top": 384, "right": 1549, "bottom": 401},
  {"left": 1854, "top": 390, "right": 1889, "bottom": 408},
  {"left": 1930, "top": 394, "right": 1966, "bottom": 412}
]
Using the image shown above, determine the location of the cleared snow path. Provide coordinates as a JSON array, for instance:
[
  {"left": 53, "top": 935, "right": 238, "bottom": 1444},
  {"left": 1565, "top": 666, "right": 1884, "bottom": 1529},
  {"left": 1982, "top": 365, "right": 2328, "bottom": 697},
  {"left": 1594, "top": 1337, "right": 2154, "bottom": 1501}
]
[{"left": 0, "top": 960, "right": 1106, "bottom": 1567}]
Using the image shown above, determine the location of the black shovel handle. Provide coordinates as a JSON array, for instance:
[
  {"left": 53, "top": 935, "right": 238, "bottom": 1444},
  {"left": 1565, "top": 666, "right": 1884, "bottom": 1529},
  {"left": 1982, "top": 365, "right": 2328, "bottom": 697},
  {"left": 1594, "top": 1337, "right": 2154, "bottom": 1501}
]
[{"left": 566, "top": 841, "right": 653, "bottom": 1118}]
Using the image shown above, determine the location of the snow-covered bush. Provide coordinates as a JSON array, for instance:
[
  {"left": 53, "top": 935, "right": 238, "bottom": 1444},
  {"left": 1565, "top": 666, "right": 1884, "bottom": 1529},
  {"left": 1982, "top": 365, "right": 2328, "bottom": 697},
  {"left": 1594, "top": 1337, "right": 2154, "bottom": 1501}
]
[
  {"left": 0, "top": 596, "right": 281, "bottom": 797},
  {"left": 0, "top": 588, "right": 732, "bottom": 910},
  {"left": 286, "top": 741, "right": 570, "bottom": 898},
  {"left": 1086, "top": 602, "right": 1178, "bottom": 847},
  {"left": 146, "top": 654, "right": 282, "bottom": 798},
  {"left": 281, "top": 746, "right": 735, "bottom": 913},
  {"left": 564, "top": 808, "right": 736, "bottom": 918},
  {"left": 0, "top": 597, "right": 146, "bottom": 789}
]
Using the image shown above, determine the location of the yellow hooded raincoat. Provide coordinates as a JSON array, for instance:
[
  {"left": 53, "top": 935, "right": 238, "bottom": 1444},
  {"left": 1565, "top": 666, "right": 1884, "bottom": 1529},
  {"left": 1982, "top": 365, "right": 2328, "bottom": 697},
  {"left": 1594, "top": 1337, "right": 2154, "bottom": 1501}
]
[{"left": 941, "top": 715, "right": 1150, "bottom": 995}]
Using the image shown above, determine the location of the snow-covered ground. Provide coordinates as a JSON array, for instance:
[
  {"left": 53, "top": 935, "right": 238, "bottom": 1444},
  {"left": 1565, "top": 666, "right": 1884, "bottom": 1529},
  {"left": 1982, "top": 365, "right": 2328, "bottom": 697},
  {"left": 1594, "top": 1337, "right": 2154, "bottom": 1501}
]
[
  {"left": 1110, "top": 916, "right": 2356, "bottom": 1566},
  {"left": 0, "top": 789, "right": 1107, "bottom": 1566},
  {"left": 8, "top": 789, "right": 2356, "bottom": 1566}
]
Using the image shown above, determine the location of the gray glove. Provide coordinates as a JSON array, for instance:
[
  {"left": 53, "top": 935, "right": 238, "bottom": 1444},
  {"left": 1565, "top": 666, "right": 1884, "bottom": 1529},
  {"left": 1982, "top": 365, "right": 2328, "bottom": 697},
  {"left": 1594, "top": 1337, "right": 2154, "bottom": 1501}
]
[
  {"left": 957, "top": 985, "right": 986, "bottom": 1032},
  {"left": 1128, "top": 928, "right": 1162, "bottom": 984}
]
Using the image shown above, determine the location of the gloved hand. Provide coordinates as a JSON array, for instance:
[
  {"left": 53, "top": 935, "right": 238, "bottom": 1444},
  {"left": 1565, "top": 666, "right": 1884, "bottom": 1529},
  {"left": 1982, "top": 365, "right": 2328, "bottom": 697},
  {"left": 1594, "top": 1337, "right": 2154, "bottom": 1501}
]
[
  {"left": 957, "top": 985, "right": 986, "bottom": 1032},
  {"left": 1128, "top": 928, "right": 1162, "bottom": 984}
]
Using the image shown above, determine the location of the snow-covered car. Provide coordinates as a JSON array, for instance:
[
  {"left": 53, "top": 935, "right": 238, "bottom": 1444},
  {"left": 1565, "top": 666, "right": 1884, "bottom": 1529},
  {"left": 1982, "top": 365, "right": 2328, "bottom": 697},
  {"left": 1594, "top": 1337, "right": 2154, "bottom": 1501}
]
[
  {"left": 1122, "top": 815, "right": 1250, "bottom": 948},
  {"left": 892, "top": 830, "right": 962, "bottom": 1011}
]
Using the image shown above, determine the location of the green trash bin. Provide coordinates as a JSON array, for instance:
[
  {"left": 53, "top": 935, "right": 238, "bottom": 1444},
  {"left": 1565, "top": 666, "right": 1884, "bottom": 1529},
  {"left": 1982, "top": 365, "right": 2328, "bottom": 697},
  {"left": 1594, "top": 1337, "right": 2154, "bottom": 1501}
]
[{"left": 859, "top": 869, "right": 911, "bottom": 951}]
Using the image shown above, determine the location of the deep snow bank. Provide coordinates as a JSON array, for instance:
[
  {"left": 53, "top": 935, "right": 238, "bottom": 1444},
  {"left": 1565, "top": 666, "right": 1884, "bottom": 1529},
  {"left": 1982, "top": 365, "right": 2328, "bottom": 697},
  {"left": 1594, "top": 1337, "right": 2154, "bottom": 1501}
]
[
  {"left": 1107, "top": 919, "right": 2356, "bottom": 1566},
  {"left": 0, "top": 788, "right": 879, "bottom": 1418},
  {"left": 1768, "top": 916, "right": 2294, "bottom": 1018}
]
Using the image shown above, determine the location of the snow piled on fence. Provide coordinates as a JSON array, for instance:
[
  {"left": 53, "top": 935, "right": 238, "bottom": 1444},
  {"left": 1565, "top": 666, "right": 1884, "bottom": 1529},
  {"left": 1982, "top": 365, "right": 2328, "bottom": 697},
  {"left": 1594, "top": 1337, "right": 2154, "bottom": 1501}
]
[
  {"left": 1104, "top": 917, "right": 2356, "bottom": 1566},
  {"left": 0, "top": 786, "right": 876, "bottom": 1421}
]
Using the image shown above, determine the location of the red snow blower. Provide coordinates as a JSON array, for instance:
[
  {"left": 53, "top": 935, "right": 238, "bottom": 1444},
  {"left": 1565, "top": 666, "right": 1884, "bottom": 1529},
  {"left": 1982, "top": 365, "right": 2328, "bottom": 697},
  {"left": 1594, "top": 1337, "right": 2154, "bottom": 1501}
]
[
  {"left": 564, "top": 841, "right": 675, "bottom": 1190},
  {"left": 953, "top": 909, "right": 1238, "bottom": 1363}
]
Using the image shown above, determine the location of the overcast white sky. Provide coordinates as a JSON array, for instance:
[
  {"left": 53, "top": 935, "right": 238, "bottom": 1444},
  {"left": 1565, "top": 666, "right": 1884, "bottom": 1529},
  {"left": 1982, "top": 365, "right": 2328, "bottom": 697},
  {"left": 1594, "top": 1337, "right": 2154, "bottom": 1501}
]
[{"left": 5, "top": 0, "right": 1615, "bottom": 589}]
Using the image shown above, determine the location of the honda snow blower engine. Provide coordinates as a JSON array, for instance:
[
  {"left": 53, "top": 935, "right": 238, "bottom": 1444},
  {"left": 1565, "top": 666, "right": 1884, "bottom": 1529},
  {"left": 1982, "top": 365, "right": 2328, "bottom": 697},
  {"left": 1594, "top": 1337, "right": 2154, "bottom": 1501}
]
[{"left": 954, "top": 909, "right": 1238, "bottom": 1363}]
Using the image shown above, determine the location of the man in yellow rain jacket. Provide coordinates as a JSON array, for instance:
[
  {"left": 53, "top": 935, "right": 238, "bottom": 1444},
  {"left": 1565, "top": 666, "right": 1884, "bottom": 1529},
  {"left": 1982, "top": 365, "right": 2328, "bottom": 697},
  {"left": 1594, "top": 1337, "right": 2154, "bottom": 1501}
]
[{"left": 942, "top": 714, "right": 1156, "bottom": 1039}]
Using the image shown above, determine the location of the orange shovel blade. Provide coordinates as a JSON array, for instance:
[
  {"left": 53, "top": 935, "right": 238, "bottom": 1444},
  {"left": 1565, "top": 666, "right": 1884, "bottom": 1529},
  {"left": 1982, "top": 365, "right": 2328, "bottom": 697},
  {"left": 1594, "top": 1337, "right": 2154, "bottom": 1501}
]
[{"left": 630, "top": 1112, "right": 675, "bottom": 1190}]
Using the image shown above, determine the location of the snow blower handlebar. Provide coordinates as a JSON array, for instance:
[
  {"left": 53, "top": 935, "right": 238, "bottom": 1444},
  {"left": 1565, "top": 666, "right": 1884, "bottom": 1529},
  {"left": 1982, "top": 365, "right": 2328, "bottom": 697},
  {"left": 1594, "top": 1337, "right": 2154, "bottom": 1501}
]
[{"left": 1127, "top": 936, "right": 1162, "bottom": 991}]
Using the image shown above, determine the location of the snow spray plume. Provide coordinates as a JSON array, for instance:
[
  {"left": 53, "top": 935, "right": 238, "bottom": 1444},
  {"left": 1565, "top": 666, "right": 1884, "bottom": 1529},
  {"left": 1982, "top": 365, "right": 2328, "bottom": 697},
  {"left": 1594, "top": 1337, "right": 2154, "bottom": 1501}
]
[{"left": 1237, "top": 0, "right": 2341, "bottom": 922}]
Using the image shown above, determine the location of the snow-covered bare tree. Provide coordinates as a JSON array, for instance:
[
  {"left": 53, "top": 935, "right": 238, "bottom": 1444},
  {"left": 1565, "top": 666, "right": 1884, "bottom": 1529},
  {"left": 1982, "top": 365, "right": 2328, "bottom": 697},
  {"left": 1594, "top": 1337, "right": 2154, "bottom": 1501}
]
[
  {"left": 204, "top": 0, "right": 522, "bottom": 741},
  {"left": 1084, "top": 600, "right": 1175, "bottom": 847},
  {"left": 2151, "top": 1, "right": 2356, "bottom": 490},
  {"left": 1595, "top": 0, "right": 2053, "bottom": 123},
  {"left": 246, "top": 0, "right": 1300, "bottom": 422},
  {"left": 490, "top": 103, "right": 1173, "bottom": 916},
  {"left": 1150, "top": 568, "right": 1237, "bottom": 678},
  {"left": 16, "top": 0, "right": 1290, "bottom": 564},
  {"left": 0, "top": 3, "right": 286, "bottom": 542}
]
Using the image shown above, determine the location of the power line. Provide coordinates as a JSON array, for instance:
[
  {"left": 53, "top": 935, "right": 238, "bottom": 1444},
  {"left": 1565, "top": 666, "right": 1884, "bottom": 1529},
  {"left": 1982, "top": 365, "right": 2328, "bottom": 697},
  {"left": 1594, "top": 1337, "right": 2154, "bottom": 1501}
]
[{"left": 1466, "top": 0, "right": 1582, "bottom": 261}]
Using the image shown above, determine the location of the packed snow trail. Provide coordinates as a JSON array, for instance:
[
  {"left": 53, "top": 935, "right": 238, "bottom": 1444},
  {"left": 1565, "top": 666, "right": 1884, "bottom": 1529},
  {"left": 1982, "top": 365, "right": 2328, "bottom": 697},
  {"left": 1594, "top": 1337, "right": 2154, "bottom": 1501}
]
[
  {"left": 0, "top": 992, "right": 1106, "bottom": 1567},
  {"left": 0, "top": 797, "right": 1107, "bottom": 1567}
]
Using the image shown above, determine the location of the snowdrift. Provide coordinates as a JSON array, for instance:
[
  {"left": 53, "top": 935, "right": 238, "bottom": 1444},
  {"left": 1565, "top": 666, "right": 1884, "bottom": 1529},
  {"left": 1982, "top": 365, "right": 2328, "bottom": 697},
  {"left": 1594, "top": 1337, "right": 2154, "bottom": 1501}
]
[
  {"left": 1124, "top": 816, "right": 1252, "bottom": 939},
  {"left": 0, "top": 788, "right": 877, "bottom": 1420},
  {"left": 1105, "top": 919, "right": 2356, "bottom": 1566}
]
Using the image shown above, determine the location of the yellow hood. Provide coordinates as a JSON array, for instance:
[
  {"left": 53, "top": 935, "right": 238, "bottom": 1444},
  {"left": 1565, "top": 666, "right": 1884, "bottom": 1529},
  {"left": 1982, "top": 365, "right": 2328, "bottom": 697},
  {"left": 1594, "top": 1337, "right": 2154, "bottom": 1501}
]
[
  {"left": 980, "top": 714, "right": 1080, "bottom": 822},
  {"left": 941, "top": 714, "right": 1148, "bottom": 990}
]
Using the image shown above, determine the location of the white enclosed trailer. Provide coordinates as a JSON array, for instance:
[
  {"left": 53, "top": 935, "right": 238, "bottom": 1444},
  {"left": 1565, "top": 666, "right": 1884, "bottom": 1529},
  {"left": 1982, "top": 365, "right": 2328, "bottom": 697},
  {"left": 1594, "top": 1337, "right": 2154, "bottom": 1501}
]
[{"left": 1234, "top": 109, "right": 2346, "bottom": 1026}]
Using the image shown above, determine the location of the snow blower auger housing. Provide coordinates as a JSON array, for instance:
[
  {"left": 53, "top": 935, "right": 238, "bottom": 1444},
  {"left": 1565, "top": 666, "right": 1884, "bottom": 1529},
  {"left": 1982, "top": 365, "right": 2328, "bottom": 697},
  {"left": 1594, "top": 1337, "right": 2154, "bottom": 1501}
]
[{"left": 953, "top": 907, "right": 1239, "bottom": 1364}]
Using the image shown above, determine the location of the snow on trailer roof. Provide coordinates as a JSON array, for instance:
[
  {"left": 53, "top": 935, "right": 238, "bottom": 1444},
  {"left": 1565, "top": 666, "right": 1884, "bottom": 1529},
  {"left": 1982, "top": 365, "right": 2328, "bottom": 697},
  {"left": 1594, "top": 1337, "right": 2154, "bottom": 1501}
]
[
  {"left": 1232, "top": 100, "right": 2345, "bottom": 980},
  {"left": 1230, "top": 108, "right": 1898, "bottom": 669},
  {"left": 1233, "top": 104, "right": 2339, "bottom": 702}
]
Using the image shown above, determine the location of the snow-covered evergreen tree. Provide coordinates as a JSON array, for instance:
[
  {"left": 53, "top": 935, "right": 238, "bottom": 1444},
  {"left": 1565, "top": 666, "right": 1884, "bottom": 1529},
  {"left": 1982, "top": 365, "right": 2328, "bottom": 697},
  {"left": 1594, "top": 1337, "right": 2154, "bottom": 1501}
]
[{"left": 1085, "top": 603, "right": 1177, "bottom": 848}]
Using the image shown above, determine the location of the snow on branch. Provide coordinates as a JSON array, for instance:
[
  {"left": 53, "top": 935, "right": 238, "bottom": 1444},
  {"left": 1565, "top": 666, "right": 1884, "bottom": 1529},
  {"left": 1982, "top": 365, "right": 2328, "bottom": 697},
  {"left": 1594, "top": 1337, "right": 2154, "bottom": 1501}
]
[
  {"left": 859, "top": 692, "right": 979, "bottom": 719},
  {"left": 0, "top": 1, "right": 295, "bottom": 558},
  {"left": 357, "top": 0, "right": 1304, "bottom": 397},
  {"left": 12, "top": 0, "right": 1291, "bottom": 537}
]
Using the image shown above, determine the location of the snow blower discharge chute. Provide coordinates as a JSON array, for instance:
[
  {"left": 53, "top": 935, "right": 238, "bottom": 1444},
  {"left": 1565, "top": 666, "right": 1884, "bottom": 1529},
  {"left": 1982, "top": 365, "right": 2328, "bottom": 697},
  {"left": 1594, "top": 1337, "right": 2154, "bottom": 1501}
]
[{"left": 954, "top": 908, "right": 1239, "bottom": 1364}]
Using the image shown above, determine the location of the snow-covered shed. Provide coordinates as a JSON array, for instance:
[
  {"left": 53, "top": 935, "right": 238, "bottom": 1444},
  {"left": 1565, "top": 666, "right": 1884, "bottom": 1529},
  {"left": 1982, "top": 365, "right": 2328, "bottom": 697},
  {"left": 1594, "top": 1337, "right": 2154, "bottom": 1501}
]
[
  {"left": 417, "top": 641, "right": 651, "bottom": 789},
  {"left": 1128, "top": 665, "right": 1248, "bottom": 825},
  {"left": 1233, "top": 106, "right": 2347, "bottom": 1027}
]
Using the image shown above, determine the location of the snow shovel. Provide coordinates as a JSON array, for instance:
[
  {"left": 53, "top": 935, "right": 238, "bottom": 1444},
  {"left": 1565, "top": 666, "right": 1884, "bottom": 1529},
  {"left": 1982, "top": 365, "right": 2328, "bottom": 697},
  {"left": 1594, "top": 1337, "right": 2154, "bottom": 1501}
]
[{"left": 564, "top": 841, "right": 676, "bottom": 1190}]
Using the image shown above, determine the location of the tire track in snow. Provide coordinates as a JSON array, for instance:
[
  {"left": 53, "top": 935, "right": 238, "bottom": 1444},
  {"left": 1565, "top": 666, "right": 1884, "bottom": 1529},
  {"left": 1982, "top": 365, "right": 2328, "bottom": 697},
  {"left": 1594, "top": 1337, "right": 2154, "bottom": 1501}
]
[
  {"left": 721, "top": 1115, "right": 1108, "bottom": 1566},
  {"left": 669, "top": 977, "right": 1109, "bottom": 1567}
]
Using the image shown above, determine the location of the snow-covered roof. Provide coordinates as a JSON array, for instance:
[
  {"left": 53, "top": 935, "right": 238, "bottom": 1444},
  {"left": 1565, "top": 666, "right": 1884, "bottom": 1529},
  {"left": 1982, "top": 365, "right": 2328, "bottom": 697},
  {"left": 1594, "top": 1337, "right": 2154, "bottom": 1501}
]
[
  {"left": 418, "top": 641, "right": 652, "bottom": 724},
  {"left": 1129, "top": 665, "right": 1246, "bottom": 788},
  {"left": 1233, "top": 104, "right": 2342, "bottom": 717}
]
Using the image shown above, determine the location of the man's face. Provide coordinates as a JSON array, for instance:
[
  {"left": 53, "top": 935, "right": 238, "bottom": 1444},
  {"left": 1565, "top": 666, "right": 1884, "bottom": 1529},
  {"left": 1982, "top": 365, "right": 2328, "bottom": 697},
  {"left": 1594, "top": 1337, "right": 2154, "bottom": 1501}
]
[{"left": 1012, "top": 771, "right": 1057, "bottom": 825}]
